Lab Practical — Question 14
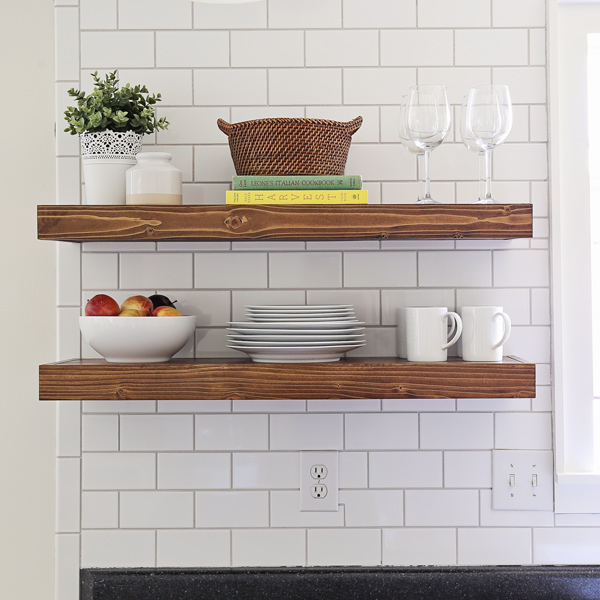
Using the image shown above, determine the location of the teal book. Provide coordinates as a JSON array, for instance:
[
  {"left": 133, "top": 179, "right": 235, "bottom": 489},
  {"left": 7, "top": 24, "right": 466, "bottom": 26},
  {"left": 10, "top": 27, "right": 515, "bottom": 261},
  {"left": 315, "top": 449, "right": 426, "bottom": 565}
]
[{"left": 232, "top": 175, "right": 362, "bottom": 190}]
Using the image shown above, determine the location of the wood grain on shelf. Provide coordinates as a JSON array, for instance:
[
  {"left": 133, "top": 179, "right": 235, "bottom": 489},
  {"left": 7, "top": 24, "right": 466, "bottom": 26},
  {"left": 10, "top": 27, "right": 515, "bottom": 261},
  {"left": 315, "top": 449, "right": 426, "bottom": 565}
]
[
  {"left": 39, "top": 356, "right": 535, "bottom": 401},
  {"left": 37, "top": 204, "right": 533, "bottom": 242}
]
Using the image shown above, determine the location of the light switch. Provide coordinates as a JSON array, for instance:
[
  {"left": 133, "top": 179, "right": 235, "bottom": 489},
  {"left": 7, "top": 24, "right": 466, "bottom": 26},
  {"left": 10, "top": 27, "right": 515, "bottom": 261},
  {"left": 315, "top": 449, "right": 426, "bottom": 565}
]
[{"left": 492, "top": 450, "right": 554, "bottom": 511}]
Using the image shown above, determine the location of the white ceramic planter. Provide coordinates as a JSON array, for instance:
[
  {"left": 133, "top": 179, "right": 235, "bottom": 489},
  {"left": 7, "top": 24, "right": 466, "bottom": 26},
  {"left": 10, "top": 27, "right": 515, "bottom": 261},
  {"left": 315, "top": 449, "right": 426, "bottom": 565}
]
[{"left": 80, "top": 131, "right": 143, "bottom": 205}]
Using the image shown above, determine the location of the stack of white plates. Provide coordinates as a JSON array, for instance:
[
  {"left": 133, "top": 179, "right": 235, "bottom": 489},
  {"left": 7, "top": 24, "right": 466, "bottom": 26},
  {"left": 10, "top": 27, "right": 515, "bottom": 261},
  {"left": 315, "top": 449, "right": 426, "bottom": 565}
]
[{"left": 227, "top": 305, "right": 366, "bottom": 363}]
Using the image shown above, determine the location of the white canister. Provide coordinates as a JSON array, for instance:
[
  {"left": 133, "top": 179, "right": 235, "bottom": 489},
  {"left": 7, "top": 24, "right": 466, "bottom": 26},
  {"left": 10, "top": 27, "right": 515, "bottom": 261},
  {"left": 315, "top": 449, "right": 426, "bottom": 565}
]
[{"left": 126, "top": 152, "right": 182, "bottom": 205}]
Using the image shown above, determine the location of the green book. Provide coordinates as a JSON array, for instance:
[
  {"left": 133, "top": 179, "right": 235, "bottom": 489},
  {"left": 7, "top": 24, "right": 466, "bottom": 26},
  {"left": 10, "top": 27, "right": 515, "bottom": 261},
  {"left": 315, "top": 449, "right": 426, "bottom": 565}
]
[{"left": 232, "top": 175, "right": 362, "bottom": 190}]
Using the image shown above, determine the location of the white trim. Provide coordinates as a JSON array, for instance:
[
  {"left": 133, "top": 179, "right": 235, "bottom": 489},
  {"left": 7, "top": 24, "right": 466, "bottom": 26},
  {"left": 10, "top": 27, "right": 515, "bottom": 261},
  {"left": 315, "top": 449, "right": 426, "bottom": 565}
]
[{"left": 550, "top": 0, "right": 600, "bottom": 510}]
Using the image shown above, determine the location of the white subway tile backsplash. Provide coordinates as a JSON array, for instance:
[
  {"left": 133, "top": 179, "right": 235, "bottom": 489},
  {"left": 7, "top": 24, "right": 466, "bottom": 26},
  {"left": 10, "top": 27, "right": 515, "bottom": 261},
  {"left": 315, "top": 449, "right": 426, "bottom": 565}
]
[
  {"left": 80, "top": 0, "right": 116, "bottom": 29},
  {"left": 269, "top": 0, "right": 341, "bottom": 29},
  {"left": 381, "top": 288, "right": 455, "bottom": 325},
  {"left": 196, "top": 491, "right": 269, "bottom": 527},
  {"left": 494, "top": 143, "right": 548, "bottom": 181},
  {"left": 55, "top": 8, "right": 79, "bottom": 80},
  {"left": 493, "top": 249, "right": 549, "bottom": 287},
  {"left": 193, "top": 1, "right": 267, "bottom": 29},
  {"left": 231, "top": 31, "right": 304, "bottom": 67},
  {"left": 194, "top": 69, "right": 267, "bottom": 106},
  {"left": 81, "top": 32, "right": 154, "bottom": 68},
  {"left": 306, "top": 31, "right": 378, "bottom": 67},
  {"left": 269, "top": 252, "right": 342, "bottom": 288},
  {"left": 479, "top": 490, "right": 554, "bottom": 527},
  {"left": 345, "top": 414, "right": 419, "bottom": 450},
  {"left": 82, "top": 415, "right": 118, "bottom": 451},
  {"left": 345, "top": 144, "right": 415, "bottom": 181},
  {"left": 233, "top": 452, "right": 298, "bottom": 489},
  {"left": 307, "top": 289, "right": 380, "bottom": 325},
  {"left": 344, "top": 68, "right": 416, "bottom": 105},
  {"left": 269, "top": 69, "right": 342, "bottom": 105},
  {"left": 195, "top": 252, "right": 268, "bottom": 289},
  {"left": 493, "top": 67, "right": 547, "bottom": 104},
  {"left": 344, "top": 251, "right": 417, "bottom": 288},
  {"left": 529, "top": 29, "right": 547, "bottom": 66},
  {"left": 369, "top": 451, "right": 443, "bottom": 488},
  {"left": 158, "top": 108, "right": 226, "bottom": 145},
  {"left": 194, "top": 147, "right": 237, "bottom": 183},
  {"left": 341, "top": 490, "right": 404, "bottom": 526},
  {"left": 456, "top": 30, "right": 528, "bottom": 66},
  {"left": 383, "top": 529, "right": 457, "bottom": 566},
  {"left": 57, "top": 307, "right": 81, "bottom": 361},
  {"left": 158, "top": 453, "right": 231, "bottom": 489},
  {"left": 493, "top": 0, "right": 546, "bottom": 27},
  {"left": 419, "top": 251, "right": 492, "bottom": 288},
  {"left": 418, "top": 67, "right": 492, "bottom": 105},
  {"left": 534, "top": 528, "right": 600, "bottom": 564},
  {"left": 271, "top": 414, "right": 344, "bottom": 450},
  {"left": 495, "top": 412, "right": 553, "bottom": 450},
  {"left": 339, "top": 452, "right": 368, "bottom": 488},
  {"left": 418, "top": 0, "right": 490, "bottom": 28},
  {"left": 233, "top": 529, "right": 306, "bottom": 567},
  {"left": 308, "top": 529, "right": 381, "bottom": 566},
  {"left": 343, "top": 0, "right": 416, "bottom": 28},
  {"left": 81, "top": 253, "right": 118, "bottom": 290},
  {"left": 57, "top": 458, "right": 80, "bottom": 533},
  {"left": 458, "top": 528, "right": 532, "bottom": 565},
  {"left": 405, "top": 490, "right": 479, "bottom": 526},
  {"left": 381, "top": 30, "right": 453, "bottom": 67},
  {"left": 305, "top": 106, "right": 380, "bottom": 143},
  {"left": 119, "top": 253, "right": 193, "bottom": 290},
  {"left": 120, "top": 491, "right": 194, "bottom": 528},
  {"left": 308, "top": 399, "right": 381, "bottom": 413},
  {"left": 56, "top": 534, "right": 80, "bottom": 600},
  {"left": 156, "top": 31, "right": 229, "bottom": 68},
  {"left": 57, "top": 402, "right": 81, "bottom": 458},
  {"left": 120, "top": 415, "right": 194, "bottom": 451},
  {"left": 271, "top": 491, "right": 345, "bottom": 527},
  {"left": 119, "top": 0, "right": 192, "bottom": 29},
  {"left": 158, "top": 530, "right": 231, "bottom": 567},
  {"left": 56, "top": 157, "right": 81, "bottom": 205},
  {"left": 195, "top": 415, "right": 269, "bottom": 450},
  {"left": 81, "top": 530, "right": 155, "bottom": 567},
  {"left": 420, "top": 414, "right": 494, "bottom": 450},
  {"left": 81, "top": 492, "right": 119, "bottom": 529},
  {"left": 119, "top": 70, "right": 193, "bottom": 106},
  {"left": 444, "top": 451, "right": 492, "bottom": 488},
  {"left": 456, "top": 288, "right": 530, "bottom": 325},
  {"left": 82, "top": 453, "right": 156, "bottom": 490}
]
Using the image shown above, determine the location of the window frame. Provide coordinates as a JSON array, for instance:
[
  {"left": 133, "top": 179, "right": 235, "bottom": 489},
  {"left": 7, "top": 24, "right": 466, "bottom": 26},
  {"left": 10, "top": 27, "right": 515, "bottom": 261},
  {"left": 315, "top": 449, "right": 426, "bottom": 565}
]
[{"left": 550, "top": 0, "right": 600, "bottom": 512}]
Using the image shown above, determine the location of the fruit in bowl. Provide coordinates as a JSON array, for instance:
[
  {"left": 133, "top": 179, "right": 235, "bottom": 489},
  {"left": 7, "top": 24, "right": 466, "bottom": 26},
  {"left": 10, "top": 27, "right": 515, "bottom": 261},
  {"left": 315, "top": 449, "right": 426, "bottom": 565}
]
[{"left": 80, "top": 293, "right": 194, "bottom": 362}]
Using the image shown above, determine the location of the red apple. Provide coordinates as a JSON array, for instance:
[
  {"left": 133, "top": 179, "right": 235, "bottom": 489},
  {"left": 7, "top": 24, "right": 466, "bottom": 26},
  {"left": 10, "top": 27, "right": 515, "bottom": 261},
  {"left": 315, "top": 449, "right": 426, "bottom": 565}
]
[
  {"left": 152, "top": 306, "right": 182, "bottom": 317},
  {"left": 119, "top": 309, "right": 143, "bottom": 317},
  {"left": 120, "top": 295, "right": 153, "bottom": 316},
  {"left": 85, "top": 294, "right": 120, "bottom": 316}
]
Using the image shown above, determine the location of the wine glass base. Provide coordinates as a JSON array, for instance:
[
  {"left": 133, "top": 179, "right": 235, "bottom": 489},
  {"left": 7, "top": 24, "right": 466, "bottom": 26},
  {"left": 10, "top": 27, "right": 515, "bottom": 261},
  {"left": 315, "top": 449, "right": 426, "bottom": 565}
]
[
  {"left": 416, "top": 198, "right": 440, "bottom": 204},
  {"left": 473, "top": 197, "right": 496, "bottom": 204}
]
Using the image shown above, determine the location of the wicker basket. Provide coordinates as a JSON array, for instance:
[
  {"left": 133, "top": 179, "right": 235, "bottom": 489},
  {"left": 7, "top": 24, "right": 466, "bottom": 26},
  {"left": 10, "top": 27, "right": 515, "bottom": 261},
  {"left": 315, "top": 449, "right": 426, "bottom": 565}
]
[{"left": 217, "top": 116, "right": 363, "bottom": 176}]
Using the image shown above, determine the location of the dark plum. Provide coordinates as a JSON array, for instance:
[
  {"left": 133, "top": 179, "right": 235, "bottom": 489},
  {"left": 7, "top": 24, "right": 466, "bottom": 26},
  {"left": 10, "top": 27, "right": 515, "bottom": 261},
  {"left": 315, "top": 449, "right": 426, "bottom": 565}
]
[{"left": 148, "top": 294, "right": 177, "bottom": 309}]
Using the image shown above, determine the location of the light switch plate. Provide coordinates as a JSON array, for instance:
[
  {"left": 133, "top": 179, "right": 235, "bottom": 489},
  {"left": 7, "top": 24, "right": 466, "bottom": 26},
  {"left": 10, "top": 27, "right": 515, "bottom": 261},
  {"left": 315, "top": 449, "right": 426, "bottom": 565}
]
[{"left": 492, "top": 450, "right": 554, "bottom": 511}]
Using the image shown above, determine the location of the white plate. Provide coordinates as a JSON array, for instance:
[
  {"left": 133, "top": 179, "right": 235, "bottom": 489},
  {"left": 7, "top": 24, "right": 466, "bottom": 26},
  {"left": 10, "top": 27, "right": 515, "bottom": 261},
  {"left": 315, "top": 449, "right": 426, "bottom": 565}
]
[
  {"left": 228, "top": 321, "right": 365, "bottom": 330},
  {"left": 227, "top": 333, "right": 366, "bottom": 342},
  {"left": 227, "top": 338, "right": 366, "bottom": 347},
  {"left": 246, "top": 305, "right": 354, "bottom": 311},
  {"left": 227, "top": 344, "right": 363, "bottom": 363},
  {"left": 228, "top": 327, "right": 365, "bottom": 336},
  {"left": 245, "top": 315, "right": 356, "bottom": 323}
]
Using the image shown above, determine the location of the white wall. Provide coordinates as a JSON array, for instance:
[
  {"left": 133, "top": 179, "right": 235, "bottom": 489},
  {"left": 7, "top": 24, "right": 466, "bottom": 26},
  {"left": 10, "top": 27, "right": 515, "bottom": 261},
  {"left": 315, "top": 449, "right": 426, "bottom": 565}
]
[
  {"left": 52, "top": 0, "right": 600, "bottom": 598},
  {"left": 0, "top": 1, "right": 56, "bottom": 599}
]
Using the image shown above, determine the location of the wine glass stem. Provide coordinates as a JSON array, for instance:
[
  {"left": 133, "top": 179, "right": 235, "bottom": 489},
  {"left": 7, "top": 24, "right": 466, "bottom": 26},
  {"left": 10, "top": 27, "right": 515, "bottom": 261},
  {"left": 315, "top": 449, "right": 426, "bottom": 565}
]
[
  {"left": 417, "top": 153, "right": 426, "bottom": 201},
  {"left": 483, "top": 149, "right": 493, "bottom": 200},
  {"left": 423, "top": 149, "right": 432, "bottom": 200},
  {"left": 478, "top": 153, "right": 485, "bottom": 200}
]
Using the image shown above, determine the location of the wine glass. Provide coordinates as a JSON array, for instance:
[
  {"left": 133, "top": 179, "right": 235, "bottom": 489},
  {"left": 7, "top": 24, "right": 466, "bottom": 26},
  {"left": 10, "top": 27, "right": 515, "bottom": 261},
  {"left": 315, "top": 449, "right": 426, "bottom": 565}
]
[
  {"left": 398, "top": 96, "right": 426, "bottom": 203},
  {"left": 464, "top": 84, "right": 513, "bottom": 204},
  {"left": 460, "top": 96, "right": 486, "bottom": 202},
  {"left": 404, "top": 85, "right": 452, "bottom": 204}
]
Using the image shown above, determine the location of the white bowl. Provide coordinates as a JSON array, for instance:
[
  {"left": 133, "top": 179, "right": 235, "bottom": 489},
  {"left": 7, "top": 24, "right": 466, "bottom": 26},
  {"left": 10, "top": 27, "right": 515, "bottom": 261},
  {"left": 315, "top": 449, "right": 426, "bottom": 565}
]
[{"left": 79, "top": 316, "right": 196, "bottom": 363}]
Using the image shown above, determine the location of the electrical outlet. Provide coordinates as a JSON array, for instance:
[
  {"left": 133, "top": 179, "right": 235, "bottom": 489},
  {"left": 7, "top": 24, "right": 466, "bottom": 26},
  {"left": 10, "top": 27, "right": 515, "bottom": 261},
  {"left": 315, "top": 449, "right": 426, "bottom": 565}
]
[
  {"left": 492, "top": 450, "right": 554, "bottom": 511},
  {"left": 300, "top": 451, "right": 338, "bottom": 511}
]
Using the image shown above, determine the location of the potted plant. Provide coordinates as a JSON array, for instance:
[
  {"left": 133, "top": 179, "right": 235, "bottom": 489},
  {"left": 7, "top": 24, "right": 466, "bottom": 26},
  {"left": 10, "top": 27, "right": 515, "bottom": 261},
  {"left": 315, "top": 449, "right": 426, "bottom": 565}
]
[{"left": 64, "top": 70, "right": 169, "bottom": 205}]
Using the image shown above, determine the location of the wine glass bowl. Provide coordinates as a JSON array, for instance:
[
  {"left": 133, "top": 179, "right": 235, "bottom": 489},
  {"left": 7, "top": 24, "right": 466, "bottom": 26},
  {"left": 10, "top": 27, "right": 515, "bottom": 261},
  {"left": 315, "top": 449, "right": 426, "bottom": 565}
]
[
  {"left": 464, "top": 85, "right": 512, "bottom": 203},
  {"left": 404, "top": 85, "right": 451, "bottom": 204}
]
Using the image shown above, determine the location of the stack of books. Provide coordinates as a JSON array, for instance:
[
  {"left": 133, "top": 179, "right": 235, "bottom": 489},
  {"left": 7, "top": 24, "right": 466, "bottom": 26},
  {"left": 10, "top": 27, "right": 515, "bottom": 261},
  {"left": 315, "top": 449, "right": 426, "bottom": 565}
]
[{"left": 225, "top": 175, "right": 367, "bottom": 205}]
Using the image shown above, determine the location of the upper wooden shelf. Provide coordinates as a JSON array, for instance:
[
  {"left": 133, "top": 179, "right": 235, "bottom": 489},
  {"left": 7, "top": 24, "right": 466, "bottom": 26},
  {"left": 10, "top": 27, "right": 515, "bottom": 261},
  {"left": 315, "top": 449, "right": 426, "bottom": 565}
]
[
  {"left": 37, "top": 203, "right": 533, "bottom": 242},
  {"left": 39, "top": 356, "right": 535, "bottom": 401}
]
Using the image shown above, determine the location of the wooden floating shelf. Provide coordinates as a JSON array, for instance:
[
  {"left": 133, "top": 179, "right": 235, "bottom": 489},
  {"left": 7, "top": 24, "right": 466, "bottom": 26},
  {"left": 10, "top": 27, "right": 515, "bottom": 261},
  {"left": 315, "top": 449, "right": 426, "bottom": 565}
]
[
  {"left": 39, "top": 356, "right": 535, "bottom": 401},
  {"left": 37, "top": 204, "right": 533, "bottom": 242}
]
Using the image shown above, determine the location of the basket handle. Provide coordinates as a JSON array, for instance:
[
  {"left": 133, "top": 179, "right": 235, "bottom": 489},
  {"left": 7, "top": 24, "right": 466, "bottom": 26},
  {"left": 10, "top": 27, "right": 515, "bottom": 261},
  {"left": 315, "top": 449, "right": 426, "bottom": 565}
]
[
  {"left": 345, "top": 116, "right": 363, "bottom": 136},
  {"left": 217, "top": 118, "right": 232, "bottom": 137}
]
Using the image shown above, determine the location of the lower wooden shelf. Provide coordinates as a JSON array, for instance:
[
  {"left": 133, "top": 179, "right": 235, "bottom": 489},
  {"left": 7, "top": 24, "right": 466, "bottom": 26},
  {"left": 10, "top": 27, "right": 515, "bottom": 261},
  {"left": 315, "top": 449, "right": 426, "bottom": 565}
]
[{"left": 39, "top": 356, "right": 535, "bottom": 401}]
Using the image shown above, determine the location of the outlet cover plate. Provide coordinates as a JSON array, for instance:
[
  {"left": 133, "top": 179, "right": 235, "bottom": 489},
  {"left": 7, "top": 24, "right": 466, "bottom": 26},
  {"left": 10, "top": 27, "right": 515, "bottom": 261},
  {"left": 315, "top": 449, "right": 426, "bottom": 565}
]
[
  {"left": 492, "top": 450, "right": 554, "bottom": 511},
  {"left": 300, "top": 451, "right": 338, "bottom": 512}
]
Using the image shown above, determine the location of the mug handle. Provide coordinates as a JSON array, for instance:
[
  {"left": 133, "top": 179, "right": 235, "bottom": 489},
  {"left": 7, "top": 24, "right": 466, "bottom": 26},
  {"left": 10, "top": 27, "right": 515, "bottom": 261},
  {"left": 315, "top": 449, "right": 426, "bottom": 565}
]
[
  {"left": 442, "top": 312, "right": 463, "bottom": 350},
  {"left": 492, "top": 311, "right": 512, "bottom": 349}
]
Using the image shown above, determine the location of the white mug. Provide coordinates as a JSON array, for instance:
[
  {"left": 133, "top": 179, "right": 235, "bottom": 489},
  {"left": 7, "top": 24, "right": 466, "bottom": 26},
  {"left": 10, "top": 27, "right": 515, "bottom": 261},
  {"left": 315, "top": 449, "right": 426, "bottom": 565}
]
[
  {"left": 460, "top": 305, "right": 511, "bottom": 362},
  {"left": 405, "top": 307, "right": 463, "bottom": 362},
  {"left": 396, "top": 307, "right": 408, "bottom": 359}
]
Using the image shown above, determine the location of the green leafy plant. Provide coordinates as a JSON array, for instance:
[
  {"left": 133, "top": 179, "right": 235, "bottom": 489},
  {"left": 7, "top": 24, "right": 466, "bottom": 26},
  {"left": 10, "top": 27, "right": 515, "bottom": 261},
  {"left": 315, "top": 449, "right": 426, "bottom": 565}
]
[{"left": 64, "top": 71, "right": 170, "bottom": 135}]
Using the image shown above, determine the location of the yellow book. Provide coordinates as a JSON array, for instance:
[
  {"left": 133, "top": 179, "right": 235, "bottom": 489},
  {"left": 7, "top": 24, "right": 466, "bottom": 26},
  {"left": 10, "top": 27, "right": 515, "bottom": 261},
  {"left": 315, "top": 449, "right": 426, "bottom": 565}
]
[{"left": 226, "top": 189, "right": 368, "bottom": 205}]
